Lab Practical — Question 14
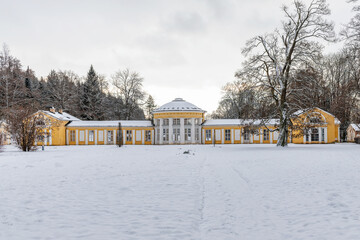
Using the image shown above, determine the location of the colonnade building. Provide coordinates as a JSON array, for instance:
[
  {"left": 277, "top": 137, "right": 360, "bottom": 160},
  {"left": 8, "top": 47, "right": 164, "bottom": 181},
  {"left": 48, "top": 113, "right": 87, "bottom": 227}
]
[{"left": 30, "top": 98, "right": 340, "bottom": 146}]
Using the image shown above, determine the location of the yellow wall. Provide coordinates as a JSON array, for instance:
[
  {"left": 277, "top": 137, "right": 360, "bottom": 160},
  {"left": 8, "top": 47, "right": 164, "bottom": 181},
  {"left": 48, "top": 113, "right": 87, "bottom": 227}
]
[{"left": 154, "top": 112, "right": 205, "bottom": 121}]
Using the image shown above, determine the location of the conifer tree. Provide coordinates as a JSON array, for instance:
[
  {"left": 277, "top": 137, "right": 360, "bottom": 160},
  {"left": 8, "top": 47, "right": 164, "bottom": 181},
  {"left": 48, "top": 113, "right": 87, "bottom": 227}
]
[{"left": 80, "top": 65, "right": 104, "bottom": 120}]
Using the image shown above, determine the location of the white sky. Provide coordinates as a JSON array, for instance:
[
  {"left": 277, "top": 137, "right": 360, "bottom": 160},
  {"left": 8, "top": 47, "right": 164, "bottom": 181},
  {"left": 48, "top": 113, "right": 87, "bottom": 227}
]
[{"left": 0, "top": 0, "right": 354, "bottom": 113}]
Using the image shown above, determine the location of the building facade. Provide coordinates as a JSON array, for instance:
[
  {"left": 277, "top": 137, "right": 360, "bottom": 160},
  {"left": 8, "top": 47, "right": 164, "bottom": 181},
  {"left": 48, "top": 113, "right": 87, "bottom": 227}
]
[{"left": 21, "top": 98, "right": 341, "bottom": 146}]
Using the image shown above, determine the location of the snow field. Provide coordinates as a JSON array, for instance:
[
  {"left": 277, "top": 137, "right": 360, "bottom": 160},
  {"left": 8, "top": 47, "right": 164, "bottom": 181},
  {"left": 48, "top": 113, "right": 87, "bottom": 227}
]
[{"left": 1, "top": 144, "right": 360, "bottom": 240}]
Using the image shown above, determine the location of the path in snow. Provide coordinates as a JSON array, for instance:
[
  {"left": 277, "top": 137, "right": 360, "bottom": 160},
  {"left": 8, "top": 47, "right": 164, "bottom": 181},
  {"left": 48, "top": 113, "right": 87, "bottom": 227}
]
[{"left": 1, "top": 144, "right": 360, "bottom": 240}]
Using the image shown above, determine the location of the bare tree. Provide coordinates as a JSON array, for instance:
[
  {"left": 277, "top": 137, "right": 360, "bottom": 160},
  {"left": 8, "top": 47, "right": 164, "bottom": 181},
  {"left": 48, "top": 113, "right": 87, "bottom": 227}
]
[
  {"left": 236, "top": 0, "right": 335, "bottom": 146},
  {"left": 112, "top": 69, "right": 145, "bottom": 120}
]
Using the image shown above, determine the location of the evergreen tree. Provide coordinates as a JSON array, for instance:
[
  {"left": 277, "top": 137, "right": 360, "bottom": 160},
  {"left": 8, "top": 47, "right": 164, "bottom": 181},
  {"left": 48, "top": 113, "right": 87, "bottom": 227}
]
[{"left": 80, "top": 65, "right": 104, "bottom": 120}]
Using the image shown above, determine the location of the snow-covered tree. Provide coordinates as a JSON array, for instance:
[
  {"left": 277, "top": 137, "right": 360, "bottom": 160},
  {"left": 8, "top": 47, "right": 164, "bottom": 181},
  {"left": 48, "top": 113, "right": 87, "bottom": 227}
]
[
  {"left": 80, "top": 65, "right": 105, "bottom": 120},
  {"left": 236, "top": 0, "right": 335, "bottom": 147},
  {"left": 112, "top": 68, "right": 145, "bottom": 120},
  {"left": 144, "top": 95, "right": 157, "bottom": 120}
]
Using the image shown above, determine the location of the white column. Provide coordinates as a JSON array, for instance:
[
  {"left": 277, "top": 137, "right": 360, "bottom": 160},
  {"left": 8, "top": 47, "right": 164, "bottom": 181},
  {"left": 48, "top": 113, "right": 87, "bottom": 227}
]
[
  {"left": 49, "top": 129, "right": 52, "bottom": 145},
  {"left": 85, "top": 130, "right": 88, "bottom": 145},
  {"left": 260, "top": 129, "right": 263, "bottom": 144},
  {"left": 250, "top": 133, "right": 253, "bottom": 143},
  {"left": 309, "top": 129, "right": 312, "bottom": 143},
  {"left": 318, "top": 127, "right": 321, "bottom": 143},
  {"left": 123, "top": 130, "right": 126, "bottom": 145},
  {"left": 191, "top": 118, "right": 195, "bottom": 144},
  {"left": 231, "top": 129, "right": 234, "bottom": 144},
  {"left": 113, "top": 130, "right": 116, "bottom": 145},
  {"left": 270, "top": 131, "right": 273, "bottom": 144},
  {"left": 303, "top": 130, "right": 306, "bottom": 143},
  {"left": 95, "top": 130, "right": 97, "bottom": 145},
  {"left": 142, "top": 130, "right": 145, "bottom": 145},
  {"left": 241, "top": 129, "right": 244, "bottom": 144},
  {"left": 151, "top": 130, "right": 154, "bottom": 144},
  {"left": 76, "top": 129, "right": 79, "bottom": 145},
  {"left": 169, "top": 118, "right": 173, "bottom": 144},
  {"left": 44, "top": 131, "right": 47, "bottom": 146},
  {"left": 132, "top": 130, "right": 136, "bottom": 145},
  {"left": 66, "top": 129, "right": 69, "bottom": 145},
  {"left": 160, "top": 119, "right": 163, "bottom": 145},
  {"left": 338, "top": 127, "right": 340, "bottom": 142},
  {"left": 325, "top": 127, "right": 328, "bottom": 143},
  {"left": 221, "top": 129, "right": 225, "bottom": 144},
  {"left": 104, "top": 130, "right": 107, "bottom": 145},
  {"left": 180, "top": 118, "right": 185, "bottom": 144},
  {"left": 202, "top": 129, "right": 205, "bottom": 144}
]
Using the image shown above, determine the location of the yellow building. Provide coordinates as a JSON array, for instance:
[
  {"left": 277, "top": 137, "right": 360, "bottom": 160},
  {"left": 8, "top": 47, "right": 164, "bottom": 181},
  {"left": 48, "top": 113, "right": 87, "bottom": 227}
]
[
  {"left": 34, "top": 108, "right": 81, "bottom": 146},
  {"left": 291, "top": 107, "right": 341, "bottom": 144},
  {"left": 66, "top": 121, "right": 154, "bottom": 145},
  {"left": 153, "top": 98, "right": 205, "bottom": 144},
  {"left": 26, "top": 101, "right": 341, "bottom": 146},
  {"left": 201, "top": 119, "right": 279, "bottom": 144}
]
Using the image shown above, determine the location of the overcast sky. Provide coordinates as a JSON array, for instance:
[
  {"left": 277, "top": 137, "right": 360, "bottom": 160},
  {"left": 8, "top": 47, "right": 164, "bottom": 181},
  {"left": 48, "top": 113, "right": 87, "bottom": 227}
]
[{"left": 0, "top": 0, "right": 354, "bottom": 113}]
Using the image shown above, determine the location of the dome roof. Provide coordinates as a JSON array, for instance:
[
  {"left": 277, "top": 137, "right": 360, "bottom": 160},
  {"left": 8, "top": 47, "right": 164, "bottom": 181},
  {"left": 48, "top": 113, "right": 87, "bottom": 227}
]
[{"left": 153, "top": 98, "right": 205, "bottom": 113}]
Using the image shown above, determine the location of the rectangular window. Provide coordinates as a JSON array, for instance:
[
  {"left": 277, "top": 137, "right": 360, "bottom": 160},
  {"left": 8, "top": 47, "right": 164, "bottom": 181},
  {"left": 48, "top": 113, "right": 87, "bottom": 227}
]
[
  {"left": 244, "top": 129, "right": 250, "bottom": 141},
  {"left": 145, "top": 130, "right": 151, "bottom": 142},
  {"left": 195, "top": 128, "right": 200, "bottom": 141},
  {"left": 321, "top": 128, "right": 325, "bottom": 142},
  {"left": 163, "top": 129, "right": 169, "bottom": 141},
  {"left": 184, "top": 118, "right": 191, "bottom": 125},
  {"left": 163, "top": 119, "right": 169, "bottom": 126},
  {"left": 185, "top": 128, "right": 191, "bottom": 141},
  {"left": 117, "top": 130, "right": 122, "bottom": 143},
  {"left": 98, "top": 131, "right": 103, "bottom": 142},
  {"left": 126, "top": 130, "right": 132, "bottom": 142},
  {"left": 173, "top": 118, "right": 180, "bottom": 126},
  {"left": 173, "top": 128, "right": 180, "bottom": 142},
  {"left": 107, "top": 130, "right": 113, "bottom": 143},
  {"left": 311, "top": 128, "right": 319, "bottom": 141},
  {"left": 79, "top": 130, "right": 85, "bottom": 142},
  {"left": 225, "top": 129, "right": 231, "bottom": 141},
  {"left": 89, "top": 130, "right": 94, "bottom": 142},
  {"left": 305, "top": 129, "right": 309, "bottom": 142},
  {"left": 206, "top": 129, "right": 212, "bottom": 141},
  {"left": 263, "top": 129, "right": 269, "bottom": 141},
  {"left": 156, "top": 119, "right": 160, "bottom": 126},
  {"left": 70, "top": 130, "right": 75, "bottom": 142}
]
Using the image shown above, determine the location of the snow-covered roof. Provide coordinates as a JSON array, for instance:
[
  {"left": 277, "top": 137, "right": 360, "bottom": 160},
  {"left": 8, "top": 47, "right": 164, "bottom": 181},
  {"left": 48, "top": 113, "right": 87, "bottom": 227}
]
[
  {"left": 41, "top": 110, "right": 80, "bottom": 121},
  {"left": 153, "top": 98, "right": 205, "bottom": 113},
  {"left": 202, "top": 119, "right": 279, "bottom": 126},
  {"left": 67, "top": 120, "right": 153, "bottom": 128},
  {"left": 292, "top": 107, "right": 341, "bottom": 124},
  {"left": 350, "top": 123, "right": 360, "bottom": 132}
]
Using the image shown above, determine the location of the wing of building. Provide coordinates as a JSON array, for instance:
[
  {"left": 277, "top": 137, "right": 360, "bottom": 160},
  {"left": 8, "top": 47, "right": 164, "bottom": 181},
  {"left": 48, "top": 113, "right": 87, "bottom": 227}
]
[{"left": 30, "top": 99, "right": 341, "bottom": 146}]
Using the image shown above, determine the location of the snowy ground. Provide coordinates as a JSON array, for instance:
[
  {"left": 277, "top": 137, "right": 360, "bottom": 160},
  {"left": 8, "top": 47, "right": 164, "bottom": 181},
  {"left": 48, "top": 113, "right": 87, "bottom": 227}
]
[{"left": 1, "top": 144, "right": 360, "bottom": 240}]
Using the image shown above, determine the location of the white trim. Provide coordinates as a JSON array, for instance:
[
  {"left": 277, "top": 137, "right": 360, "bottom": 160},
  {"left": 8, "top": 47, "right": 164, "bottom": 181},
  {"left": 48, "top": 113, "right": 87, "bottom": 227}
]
[
  {"left": 221, "top": 129, "right": 225, "bottom": 144},
  {"left": 95, "top": 130, "right": 97, "bottom": 145},
  {"left": 85, "top": 130, "right": 88, "bottom": 145},
  {"left": 325, "top": 127, "right": 328, "bottom": 143},
  {"left": 76, "top": 129, "right": 79, "bottom": 145},
  {"left": 260, "top": 129, "right": 263, "bottom": 144},
  {"left": 104, "top": 130, "right": 107, "bottom": 145}
]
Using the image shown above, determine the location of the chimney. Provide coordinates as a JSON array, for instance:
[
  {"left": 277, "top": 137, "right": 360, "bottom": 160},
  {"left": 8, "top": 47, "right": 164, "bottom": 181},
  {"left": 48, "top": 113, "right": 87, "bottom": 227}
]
[
  {"left": 59, "top": 109, "right": 63, "bottom": 114},
  {"left": 49, "top": 107, "right": 55, "bottom": 113}
]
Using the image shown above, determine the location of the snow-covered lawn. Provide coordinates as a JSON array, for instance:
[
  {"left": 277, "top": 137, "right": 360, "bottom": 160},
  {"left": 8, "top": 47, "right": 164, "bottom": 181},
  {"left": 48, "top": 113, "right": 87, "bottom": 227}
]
[{"left": 1, "top": 144, "right": 360, "bottom": 240}]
